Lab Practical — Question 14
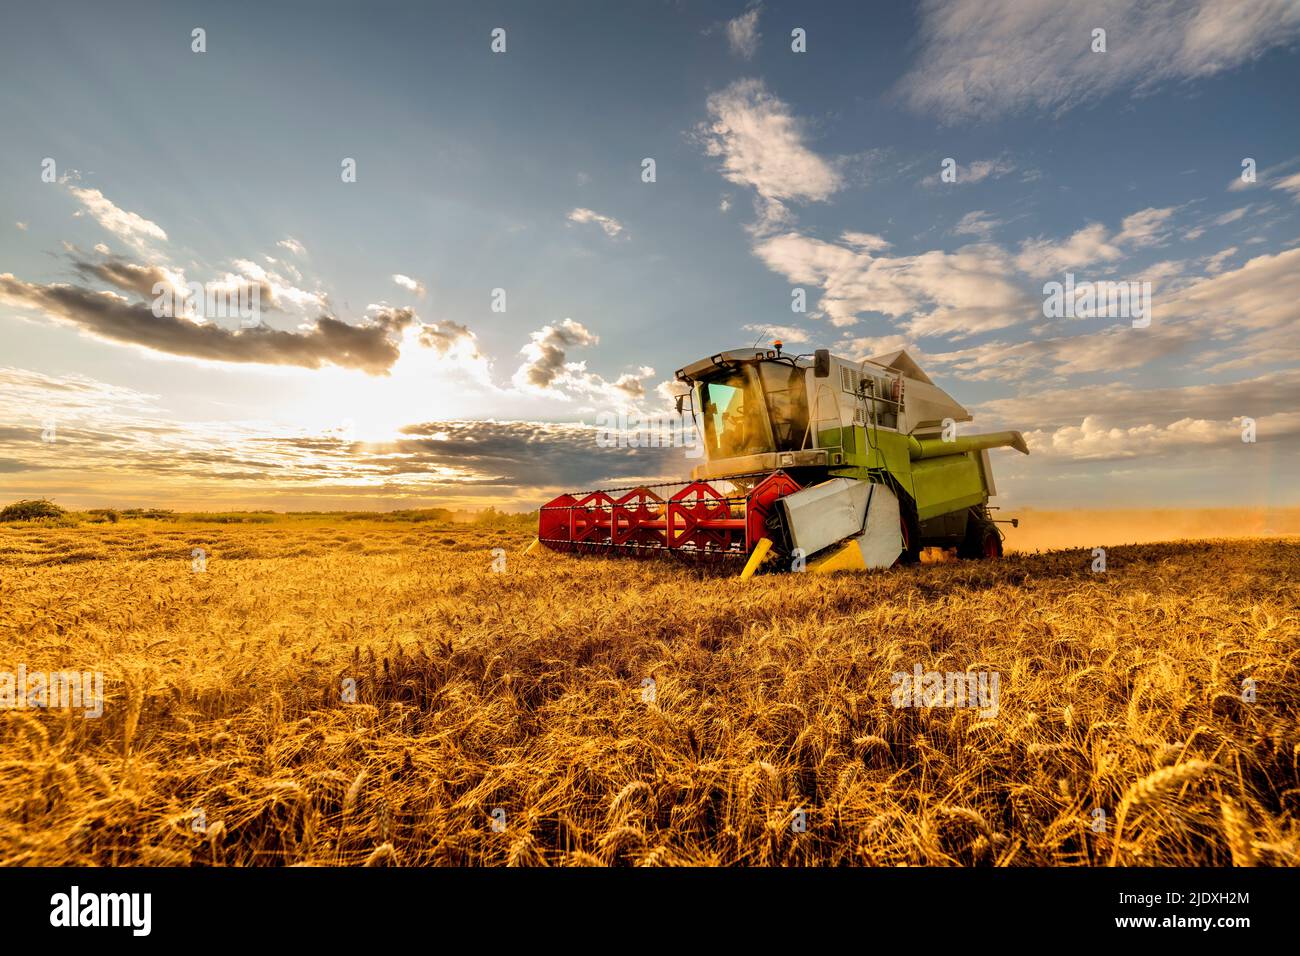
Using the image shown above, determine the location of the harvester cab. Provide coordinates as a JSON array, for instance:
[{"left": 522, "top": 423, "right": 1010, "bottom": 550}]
[{"left": 533, "top": 345, "right": 1027, "bottom": 576}]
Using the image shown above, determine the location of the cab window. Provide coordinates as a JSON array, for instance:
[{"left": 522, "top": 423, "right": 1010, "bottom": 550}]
[
  {"left": 758, "top": 361, "right": 809, "bottom": 451},
  {"left": 698, "top": 367, "right": 771, "bottom": 458}
]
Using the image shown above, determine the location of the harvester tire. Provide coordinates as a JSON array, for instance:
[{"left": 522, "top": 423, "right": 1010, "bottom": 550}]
[
  {"left": 897, "top": 500, "right": 922, "bottom": 565},
  {"left": 959, "top": 514, "right": 1003, "bottom": 560}
]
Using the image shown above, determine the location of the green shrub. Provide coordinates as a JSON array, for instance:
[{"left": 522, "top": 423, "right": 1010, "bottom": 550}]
[{"left": 0, "top": 498, "right": 66, "bottom": 521}]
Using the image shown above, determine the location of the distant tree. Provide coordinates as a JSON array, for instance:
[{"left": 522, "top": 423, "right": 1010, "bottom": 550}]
[{"left": 0, "top": 498, "right": 66, "bottom": 521}]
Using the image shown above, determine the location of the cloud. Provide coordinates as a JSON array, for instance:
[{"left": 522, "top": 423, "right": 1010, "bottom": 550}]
[
  {"left": 1014, "top": 207, "right": 1177, "bottom": 278},
  {"left": 1020, "top": 413, "right": 1296, "bottom": 461},
  {"left": 922, "top": 323, "right": 1196, "bottom": 384},
  {"left": 66, "top": 185, "right": 168, "bottom": 255},
  {"left": 0, "top": 366, "right": 692, "bottom": 509},
  {"left": 392, "top": 273, "right": 426, "bottom": 296},
  {"left": 384, "top": 419, "right": 688, "bottom": 493},
  {"left": 900, "top": 0, "right": 1300, "bottom": 123},
  {"left": 71, "top": 254, "right": 185, "bottom": 300},
  {"left": 0, "top": 366, "right": 161, "bottom": 417},
  {"left": 1115, "top": 206, "right": 1178, "bottom": 248},
  {"left": 1008, "top": 208, "right": 1185, "bottom": 282},
  {"left": 924, "top": 246, "right": 1300, "bottom": 382},
  {"left": 46, "top": 185, "right": 327, "bottom": 318},
  {"left": 1165, "top": 247, "right": 1300, "bottom": 371},
  {"left": 921, "top": 157, "right": 1016, "bottom": 186},
  {"left": 840, "top": 231, "right": 892, "bottom": 252},
  {"left": 737, "top": 189, "right": 1295, "bottom": 361},
  {"left": 696, "top": 78, "right": 842, "bottom": 207},
  {"left": 1135, "top": 259, "right": 1188, "bottom": 286},
  {"left": 726, "top": 6, "right": 762, "bottom": 59},
  {"left": 742, "top": 324, "right": 811, "bottom": 345},
  {"left": 4, "top": 196, "right": 493, "bottom": 384},
  {"left": 567, "top": 207, "right": 626, "bottom": 239},
  {"left": 951, "top": 210, "right": 1004, "bottom": 239},
  {"left": 277, "top": 237, "right": 307, "bottom": 256},
  {"left": 1204, "top": 246, "right": 1238, "bottom": 274},
  {"left": 514, "top": 318, "right": 600, "bottom": 389},
  {"left": 225, "top": 259, "right": 328, "bottom": 313},
  {"left": 15, "top": 222, "right": 27, "bottom": 231},
  {"left": 0, "top": 273, "right": 412, "bottom": 375},
  {"left": 416, "top": 318, "right": 480, "bottom": 358},
  {"left": 1015, "top": 223, "right": 1123, "bottom": 278},
  {"left": 1272, "top": 170, "right": 1300, "bottom": 201},
  {"left": 610, "top": 369, "right": 654, "bottom": 399},
  {"left": 1228, "top": 156, "right": 1300, "bottom": 192},
  {"left": 835, "top": 334, "right": 916, "bottom": 360},
  {"left": 979, "top": 368, "right": 1300, "bottom": 432},
  {"left": 1212, "top": 206, "right": 1249, "bottom": 225},
  {"left": 746, "top": 196, "right": 794, "bottom": 237},
  {"left": 61, "top": 187, "right": 326, "bottom": 315},
  {"left": 510, "top": 318, "right": 655, "bottom": 409},
  {"left": 986, "top": 370, "right": 1300, "bottom": 461},
  {"left": 753, "top": 230, "right": 1032, "bottom": 335},
  {"left": 1167, "top": 247, "right": 1300, "bottom": 328},
  {"left": 965, "top": 158, "right": 1016, "bottom": 183}
]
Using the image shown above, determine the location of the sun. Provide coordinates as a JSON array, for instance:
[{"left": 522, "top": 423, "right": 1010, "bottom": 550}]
[{"left": 276, "top": 324, "right": 498, "bottom": 442}]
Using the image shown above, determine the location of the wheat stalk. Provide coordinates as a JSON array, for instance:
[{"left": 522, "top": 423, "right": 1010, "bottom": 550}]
[
  {"left": 121, "top": 674, "right": 144, "bottom": 758},
  {"left": 1109, "top": 761, "right": 1216, "bottom": 864},
  {"left": 1219, "top": 799, "right": 1257, "bottom": 867},
  {"left": 0, "top": 518, "right": 1294, "bottom": 868},
  {"left": 363, "top": 842, "right": 395, "bottom": 866}
]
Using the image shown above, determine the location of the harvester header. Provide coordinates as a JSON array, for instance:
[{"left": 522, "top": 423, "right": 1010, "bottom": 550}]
[{"left": 531, "top": 345, "right": 1027, "bottom": 575}]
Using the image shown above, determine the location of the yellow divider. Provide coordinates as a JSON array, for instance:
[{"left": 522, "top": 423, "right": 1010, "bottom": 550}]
[
  {"left": 808, "top": 538, "right": 867, "bottom": 574},
  {"left": 739, "top": 537, "right": 774, "bottom": 580}
]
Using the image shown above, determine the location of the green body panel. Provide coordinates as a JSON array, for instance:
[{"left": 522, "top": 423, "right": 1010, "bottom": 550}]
[
  {"left": 908, "top": 453, "right": 988, "bottom": 521},
  {"left": 826, "top": 425, "right": 987, "bottom": 521},
  {"left": 867, "top": 430, "right": 914, "bottom": 486},
  {"left": 815, "top": 424, "right": 852, "bottom": 456}
]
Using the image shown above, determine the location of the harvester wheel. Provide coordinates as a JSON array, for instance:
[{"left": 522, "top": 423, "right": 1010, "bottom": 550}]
[
  {"left": 897, "top": 505, "right": 922, "bottom": 565},
  {"left": 980, "top": 527, "right": 1003, "bottom": 559},
  {"left": 960, "top": 514, "right": 1003, "bottom": 560}
]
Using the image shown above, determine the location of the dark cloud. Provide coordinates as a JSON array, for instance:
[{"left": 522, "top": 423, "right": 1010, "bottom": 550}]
[
  {"left": 70, "top": 254, "right": 280, "bottom": 316},
  {"left": 612, "top": 373, "right": 645, "bottom": 398},
  {"left": 517, "top": 318, "right": 598, "bottom": 388},
  {"left": 0, "top": 362, "right": 692, "bottom": 508},
  {"left": 0, "top": 274, "right": 411, "bottom": 374},
  {"left": 418, "top": 319, "right": 477, "bottom": 355},
  {"left": 1, "top": 415, "right": 690, "bottom": 502},
  {"left": 72, "top": 256, "right": 175, "bottom": 300},
  {"left": 391, "top": 419, "right": 687, "bottom": 490}
]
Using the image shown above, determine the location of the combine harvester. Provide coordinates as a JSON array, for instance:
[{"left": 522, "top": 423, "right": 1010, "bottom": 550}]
[{"left": 531, "top": 344, "right": 1027, "bottom": 576}]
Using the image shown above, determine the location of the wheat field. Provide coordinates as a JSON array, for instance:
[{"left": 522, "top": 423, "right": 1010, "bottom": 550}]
[{"left": 0, "top": 513, "right": 1296, "bottom": 866}]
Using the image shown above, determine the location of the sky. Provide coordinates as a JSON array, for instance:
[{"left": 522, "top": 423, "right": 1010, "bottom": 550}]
[{"left": 1, "top": 0, "right": 1298, "bottom": 512}]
